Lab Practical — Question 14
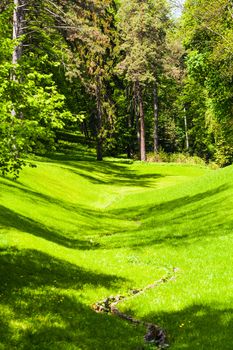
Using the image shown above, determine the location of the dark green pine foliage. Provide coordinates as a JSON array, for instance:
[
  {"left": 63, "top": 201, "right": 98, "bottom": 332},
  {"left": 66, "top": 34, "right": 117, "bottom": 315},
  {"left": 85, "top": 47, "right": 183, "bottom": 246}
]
[
  {"left": 116, "top": 0, "right": 170, "bottom": 160},
  {"left": 58, "top": 0, "right": 117, "bottom": 161}
]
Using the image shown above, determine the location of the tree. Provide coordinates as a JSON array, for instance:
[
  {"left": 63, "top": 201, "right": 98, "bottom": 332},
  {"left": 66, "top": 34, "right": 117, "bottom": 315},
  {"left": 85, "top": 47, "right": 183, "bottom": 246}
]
[
  {"left": 0, "top": 0, "right": 75, "bottom": 177},
  {"left": 55, "top": 0, "right": 117, "bottom": 160},
  {"left": 116, "top": 0, "right": 169, "bottom": 160},
  {"left": 180, "top": 0, "right": 233, "bottom": 165}
]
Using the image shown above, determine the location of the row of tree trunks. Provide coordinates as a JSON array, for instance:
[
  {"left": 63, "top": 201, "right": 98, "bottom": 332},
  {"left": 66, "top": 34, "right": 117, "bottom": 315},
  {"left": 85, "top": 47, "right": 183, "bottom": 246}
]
[{"left": 11, "top": 1, "right": 161, "bottom": 163}]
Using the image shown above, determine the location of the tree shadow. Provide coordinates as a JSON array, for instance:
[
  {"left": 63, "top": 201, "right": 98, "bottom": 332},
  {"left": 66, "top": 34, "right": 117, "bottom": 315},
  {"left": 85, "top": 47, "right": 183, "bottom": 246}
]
[
  {"left": 38, "top": 150, "right": 165, "bottom": 188},
  {"left": 0, "top": 204, "right": 95, "bottom": 250},
  {"left": 101, "top": 184, "right": 232, "bottom": 249},
  {"left": 0, "top": 248, "right": 126, "bottom": 292},
  {"left": 0, "top": 248, "right": 144, "bottom": 350},
  {"left": 47, "top": 134, "right": 97, "bottom": 162},
  {"left": 110, "top": 184, "right": 229, "bottom": 219},
  {"left": 65, "top": 164, "right": 164, "bottom": 187},
  {"left": 0, "top": 184, "right": 137, "bottom": 249},
  {"left": 144, "top": 304, "right": 233, "bottom": 350},
  {"left": 1, "top": 182, "right": 231, "bottom": 252},
  {"left": 0, "top": 167, "right": 160, "bottom": 250},
  {"left": 1, "top": 175, "right": 136, "bottom": 250}
]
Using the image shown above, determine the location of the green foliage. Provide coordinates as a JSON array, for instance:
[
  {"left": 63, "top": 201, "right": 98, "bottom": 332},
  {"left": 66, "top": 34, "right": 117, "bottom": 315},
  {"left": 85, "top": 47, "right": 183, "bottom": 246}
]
[
  {"left": 1, "top": 0, "right": 233, "bottom": 175},
  {"left": 0, "top": 62, "right": 75, "bottom": 177},
  {"left": 116, "top": 0, "right": 169, "bottom": 84},
  {"left": 147, "top": 150, "right": 206, "bottom": 166},
  {"left": 0, "top": 1, "right": 78, "bottom": 176},
  {"left": 180, "top": 0, "right": 233, "bottom": 165}
]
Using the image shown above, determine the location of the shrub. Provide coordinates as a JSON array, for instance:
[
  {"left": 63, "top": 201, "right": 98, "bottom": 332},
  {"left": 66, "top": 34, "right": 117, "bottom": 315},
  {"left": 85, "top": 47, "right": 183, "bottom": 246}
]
[{"left": 146, "top": 151, "right": 206, "bottom": 166}]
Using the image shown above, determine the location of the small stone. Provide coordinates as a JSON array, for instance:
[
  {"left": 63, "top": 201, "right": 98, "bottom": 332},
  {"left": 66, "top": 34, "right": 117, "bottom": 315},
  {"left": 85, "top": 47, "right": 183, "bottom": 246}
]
[{"left": 131, "top": 289, "right": 141, "bottom": 294}]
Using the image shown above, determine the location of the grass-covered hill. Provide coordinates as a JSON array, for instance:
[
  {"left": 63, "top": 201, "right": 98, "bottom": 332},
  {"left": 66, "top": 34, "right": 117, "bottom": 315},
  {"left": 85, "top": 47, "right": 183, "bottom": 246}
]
[{"left": 1, "top": 145, "right": 233, "bottom": 349}]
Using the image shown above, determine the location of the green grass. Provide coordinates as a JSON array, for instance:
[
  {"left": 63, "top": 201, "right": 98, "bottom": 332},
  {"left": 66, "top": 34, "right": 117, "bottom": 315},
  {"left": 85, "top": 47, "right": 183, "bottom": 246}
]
[{"left": 0, "top": 146, "right": 233, "bottom": 349}]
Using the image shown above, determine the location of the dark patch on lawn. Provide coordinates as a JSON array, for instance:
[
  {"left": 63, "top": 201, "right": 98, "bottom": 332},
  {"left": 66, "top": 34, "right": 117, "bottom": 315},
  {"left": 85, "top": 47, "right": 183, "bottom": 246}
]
[
  {"left": 0, "top": 248, "right": 143, "bottom": 350},
  {"left": 102, "top": 184, "right": 233, "bottom": 249},
  {"left": 145, "top": 303, "right": 233, "bottom": 350},
  {"left": 0, "top": 204, "right": 95, "bottom": 250},
  {"left": 66, "top": 164, "right": 164, "bottom": 187},
  {"left": 0, "top": 248, "right": 126, "bottom": 293}
]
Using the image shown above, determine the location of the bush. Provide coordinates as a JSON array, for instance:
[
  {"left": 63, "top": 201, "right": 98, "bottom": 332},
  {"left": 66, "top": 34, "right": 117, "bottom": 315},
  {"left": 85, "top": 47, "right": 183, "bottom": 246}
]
[
  {"left": 147, "top": 150, "right": 169, "bottom": 163},
  {"left": 146, "top": 151, "right": 206, "bottom": 166}
]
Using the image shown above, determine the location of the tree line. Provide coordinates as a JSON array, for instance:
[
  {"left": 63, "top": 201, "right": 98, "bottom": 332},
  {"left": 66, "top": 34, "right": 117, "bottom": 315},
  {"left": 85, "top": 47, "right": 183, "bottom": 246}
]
[{"left": 0, "top": 0, "right": 233, "bottom": 177}]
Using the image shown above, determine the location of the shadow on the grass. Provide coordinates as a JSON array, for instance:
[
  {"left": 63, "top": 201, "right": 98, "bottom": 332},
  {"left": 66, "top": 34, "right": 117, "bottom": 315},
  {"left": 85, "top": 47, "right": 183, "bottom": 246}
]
[
  {"left": 144, "top": 304, "right": 233, "bottom": 350},
  {"left": 0, "top": 248, "right": 143, "bottom": 350},
  {"left": 66, "top": 165, "right": 164, "bottom": 187},
  {"left": 0, "top": 204, "right": 95, "bottom": 250},
  {"left": 42, "top": 148, "right": 165, "bottom": 188},
  {"left": 0, "top": 248, "right": 126, "bottom": 291},
  {"left": 103, "top": 184, "right": 233, "bottom": 249},
  {"left": 0, "top": 181, "right": 232, "bottom": 251}
]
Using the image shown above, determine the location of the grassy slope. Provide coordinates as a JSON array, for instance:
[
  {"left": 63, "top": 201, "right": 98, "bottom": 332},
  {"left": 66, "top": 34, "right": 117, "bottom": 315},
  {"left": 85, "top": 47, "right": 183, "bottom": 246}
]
[{"left": 0, "top": 148, "right": 233, "bottom": 349}]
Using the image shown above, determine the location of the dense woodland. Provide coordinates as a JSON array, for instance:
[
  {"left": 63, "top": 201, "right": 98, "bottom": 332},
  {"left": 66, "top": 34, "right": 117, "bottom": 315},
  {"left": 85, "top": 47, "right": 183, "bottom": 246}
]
[{"left": 0, "top": 0, "right": 233, "bottom": 177}]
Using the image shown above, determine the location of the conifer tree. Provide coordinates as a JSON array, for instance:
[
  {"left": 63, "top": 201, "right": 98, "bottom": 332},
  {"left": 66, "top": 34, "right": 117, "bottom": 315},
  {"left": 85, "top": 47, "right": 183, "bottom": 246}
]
[
  {"left": 116, "top": 0, "right": 169, "bottom": 160},
  {"left": 61, "top": 0, "right": 117, "bottom": 160}
]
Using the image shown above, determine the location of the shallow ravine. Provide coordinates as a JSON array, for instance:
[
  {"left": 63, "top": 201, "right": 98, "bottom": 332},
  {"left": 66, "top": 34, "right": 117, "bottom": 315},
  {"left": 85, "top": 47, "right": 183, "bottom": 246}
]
[{"left": 1, "top": 159, "right": 233, "bottom": 349}]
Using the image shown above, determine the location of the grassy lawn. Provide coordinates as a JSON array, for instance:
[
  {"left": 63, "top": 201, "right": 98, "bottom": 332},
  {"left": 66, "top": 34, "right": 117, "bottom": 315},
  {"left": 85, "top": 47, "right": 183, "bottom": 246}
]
[{"left": 0, "top": 146, "right": 233, "bottom": 349}]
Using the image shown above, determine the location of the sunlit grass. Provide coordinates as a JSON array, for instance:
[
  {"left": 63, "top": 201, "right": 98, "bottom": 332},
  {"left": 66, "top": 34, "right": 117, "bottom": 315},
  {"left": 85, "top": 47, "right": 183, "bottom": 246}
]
[{"left": 0, "top": 149, "right": 233, "bottom": 349}]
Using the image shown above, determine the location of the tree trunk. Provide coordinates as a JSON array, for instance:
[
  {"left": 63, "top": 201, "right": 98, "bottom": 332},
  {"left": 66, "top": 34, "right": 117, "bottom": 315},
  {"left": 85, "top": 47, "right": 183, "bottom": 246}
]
[
  {"left": 81, "top": 120, "right": 89, "bottom": 139},
  {"left": 184, "top": 107, "right": 189, "bottom": 150},
  {"left": 95, "top": 75, "right": 103, "bottom": 161},
  {"left": 12, "top": 0, "right": 24, "bottom": 119},
  {"left": 12, "top": 0, "right": 24, "bottom": 66},
  {"left": 153, "top": 82, "right": 159, "bottom": 154},
  {"left": 127, "top": 112, "right": 132, "bottom": 158},
  {"left": 11, "top": 0, "right": 25, "bottom": 156},
  {"left": 136, "top": 81, "right": 146, "bottom": 161},
  {"left": 133, "top": 83, "right": 140, "bottom": 156},
  {"left": 126, "top": 85, "right": 135, "bottom": 158}
]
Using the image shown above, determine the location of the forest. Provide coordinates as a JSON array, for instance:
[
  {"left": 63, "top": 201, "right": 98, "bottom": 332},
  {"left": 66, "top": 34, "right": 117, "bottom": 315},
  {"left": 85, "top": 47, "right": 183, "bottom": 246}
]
[
  {"left": 1, "top": 1, "right": 233, "bottom": 350},
  {"left": 0, "top": 0, "right": 233, "bottom": 177}
]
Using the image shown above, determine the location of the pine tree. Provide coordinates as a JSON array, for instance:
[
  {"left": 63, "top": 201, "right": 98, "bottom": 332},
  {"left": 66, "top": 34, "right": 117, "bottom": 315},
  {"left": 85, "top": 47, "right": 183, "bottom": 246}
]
[{"left": 116, "top": 0, "right": 169, "bottom": 160}]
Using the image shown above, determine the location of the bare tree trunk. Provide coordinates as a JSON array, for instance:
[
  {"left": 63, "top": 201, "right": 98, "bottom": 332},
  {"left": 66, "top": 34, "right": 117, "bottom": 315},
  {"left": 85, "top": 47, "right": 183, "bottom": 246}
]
[
  {"left": 126, "top": 86, "right": 133, "bottom": 158},
  {"left": 12, "top": 0, "right": 24, "bottom": 66},
  {"left": 12, "top": 0, "right": 24, "bottom": 119},
  {"left": 153, "top": 82, "right": 159, "bottom": 154},
  {"left": 126, "top": 114, "right": 132, "bottom": 158},
  {"left": 95, "top": 75, "right": 103, "bottom": 161},
  {"left": 184, "top": 107, "right": 189, "bottom": 150},
  {"left": 133, "top": 82, "right": 140, "bottom": 155},
  {"left": 136, "top": 81, "right": 146, "bottom": 161},
  {"left": 81, "top": 120, "right": 89, "bottom": 139}
]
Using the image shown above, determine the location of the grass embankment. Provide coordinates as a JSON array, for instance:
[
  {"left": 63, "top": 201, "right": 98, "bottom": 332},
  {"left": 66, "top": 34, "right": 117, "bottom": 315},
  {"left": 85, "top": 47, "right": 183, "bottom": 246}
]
[{"left": 0, "top": 145, "right": 233, "bottom": 349}]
